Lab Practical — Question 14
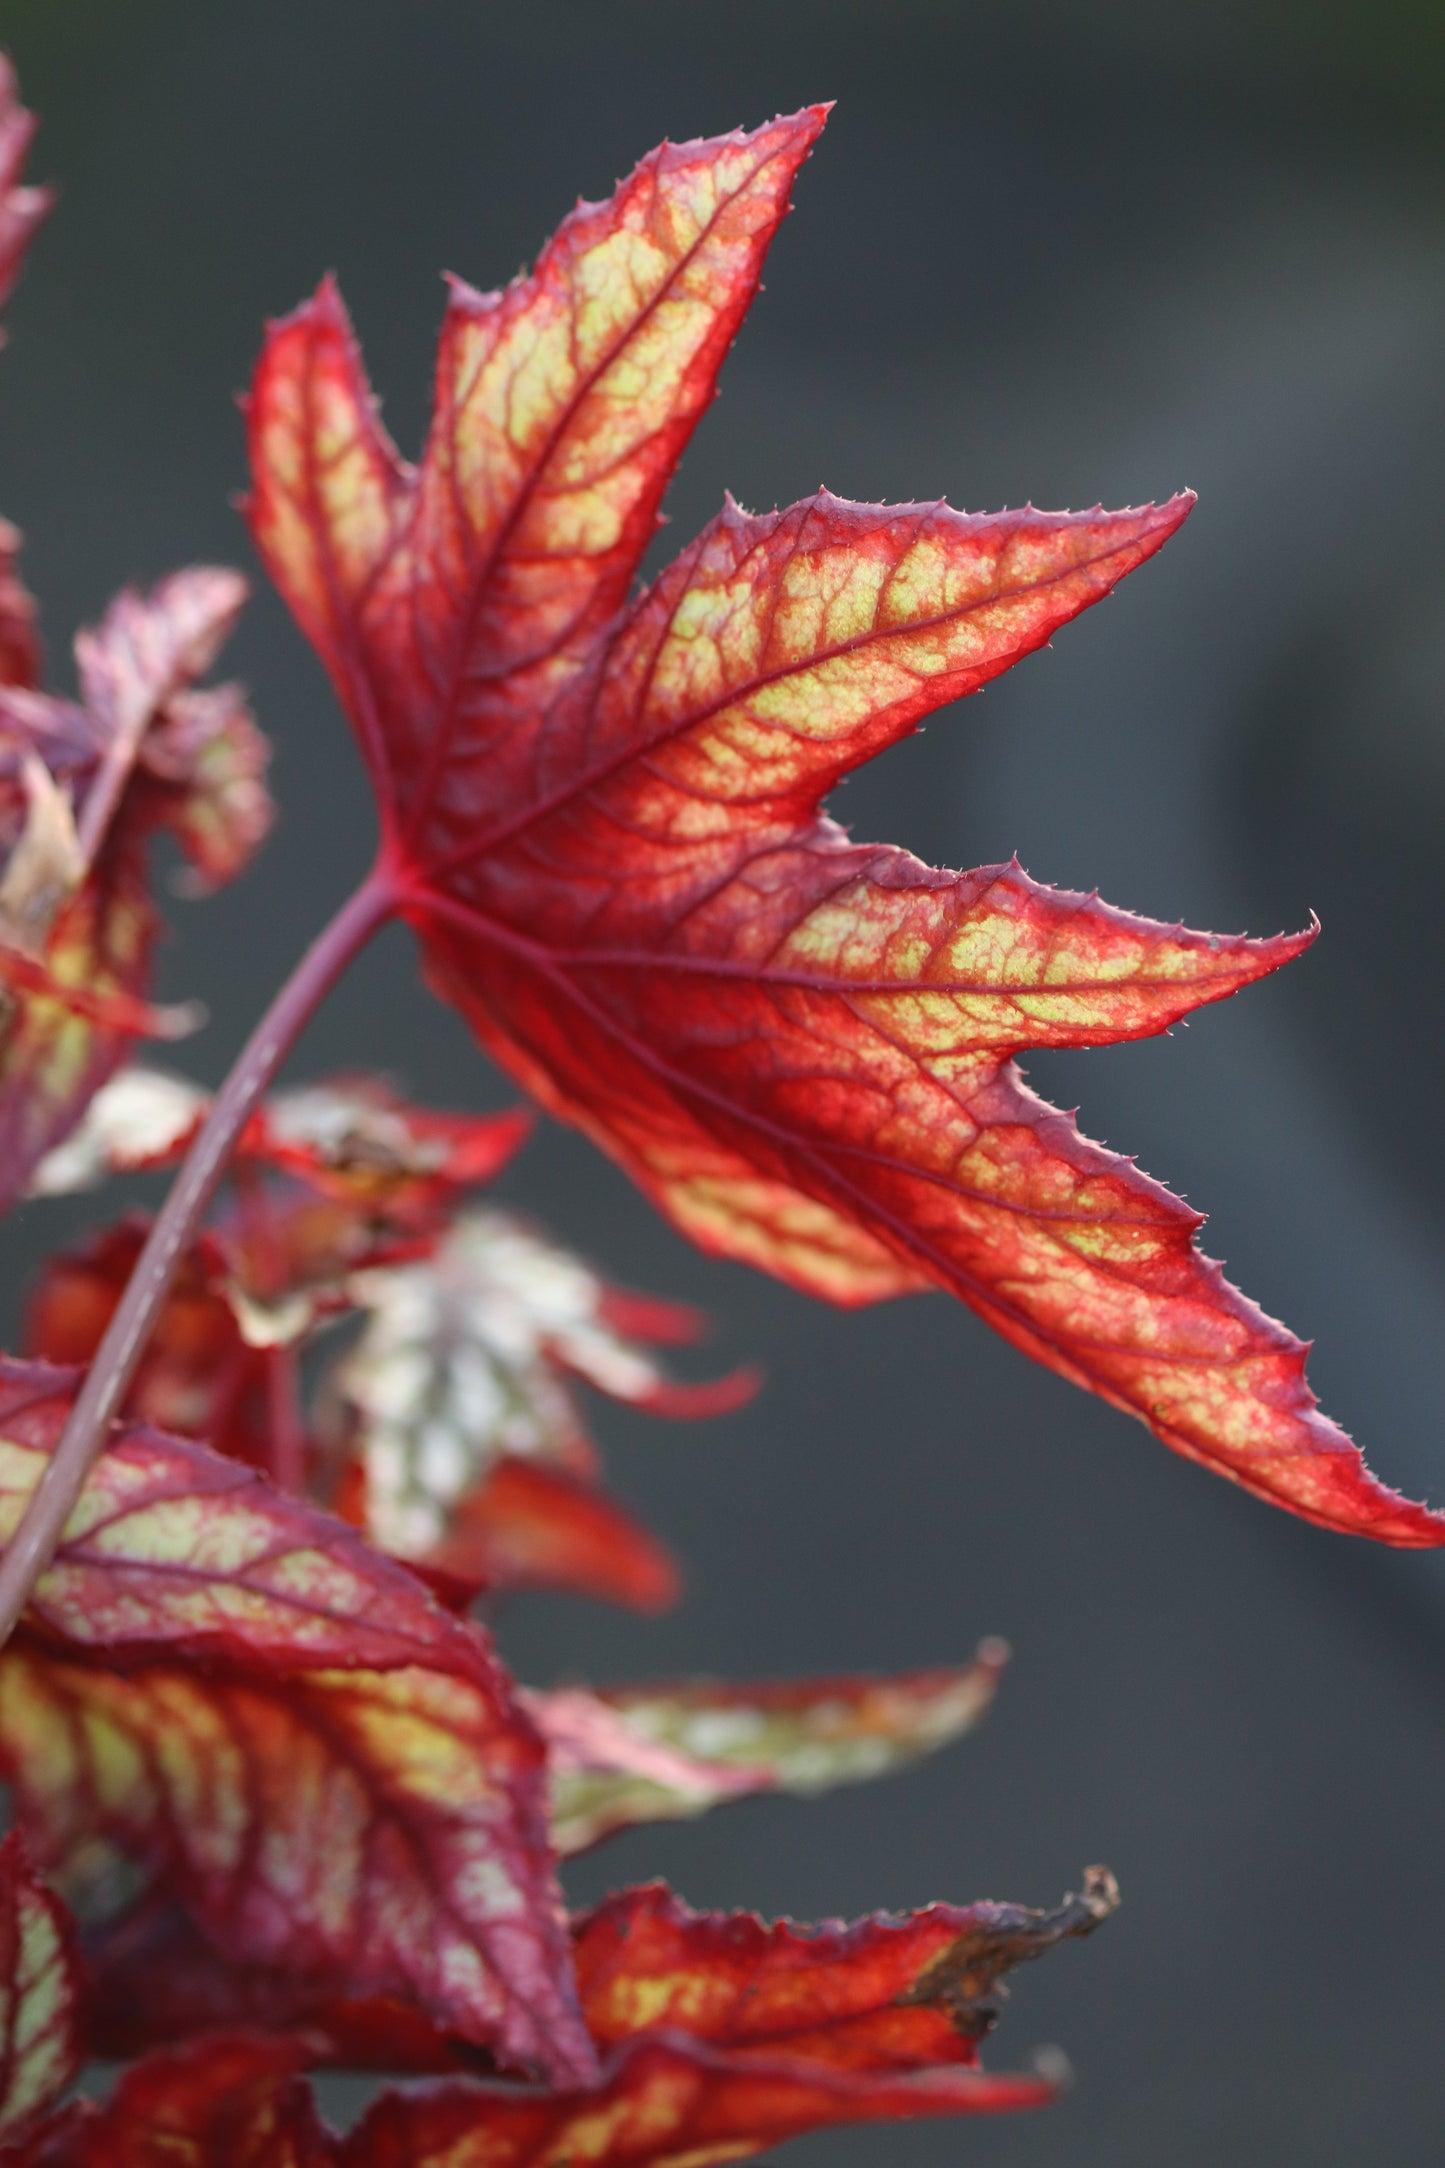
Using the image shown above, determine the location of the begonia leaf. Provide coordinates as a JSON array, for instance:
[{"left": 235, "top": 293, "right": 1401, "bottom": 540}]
[
  {"left": 0, "top": 1360, "right": 594, "bottom": 2084},
  {"left": 6, "top": 2034, "right": 332, "bottom": 2167},
  {"left": 326, "top": 1209, "right": 754, "bottom": 1573},
  {"left": 0, "top": 1834, "right": 82, "bottom": 2145},
  {"left": 0, "top": 572, "right": 271, "bottom": 1212},
  {"left": 532, "top": 1649, "right": 1007, "bottom": 1854},
  {"left": 246, "top": 110, "right": 1437, "bottom": 1542}
]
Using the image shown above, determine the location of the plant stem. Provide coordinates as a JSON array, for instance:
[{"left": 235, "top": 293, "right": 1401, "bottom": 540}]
[
  {"left": 0, "top": 870, "right": 395, "bottom": 1645},
  {"left": 264, "top": 1345, "right": 308, "bottom": 1497}
]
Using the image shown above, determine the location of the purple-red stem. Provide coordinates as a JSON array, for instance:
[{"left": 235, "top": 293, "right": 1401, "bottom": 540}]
[
  {"left": 231, "top": 1158, "right": 311, "bottom": 1497},
  {"left": 264, "top": 1346, "right": 308, "bottom": 1497},
  {"left": 0, "top": 869, "right": 395, "bottom": 1645}
]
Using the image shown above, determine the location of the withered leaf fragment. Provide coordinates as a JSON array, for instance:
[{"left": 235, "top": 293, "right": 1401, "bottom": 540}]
[
  {"left": 0, "top": 1360, "right": 594, "bottom": 2085},
  {"left": 329, "top": 1209, "right": 754, "bottom": 1588},
  {"left": 0, "top": 571, "right": 272, "bottom": 1212},
  {"left": 246, "top": 108, "right": 1437, "bottom": 1540},
  {"left": 28, "top": 1067, "right": 532, "bottom": 1211}
]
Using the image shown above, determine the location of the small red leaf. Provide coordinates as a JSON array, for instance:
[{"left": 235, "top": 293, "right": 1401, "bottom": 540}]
[
  {"left": 9, "top": 2034, "right": 332, "bottom": 2167},
  {"left": 0, "top": 1360, "right": 593, "bottom": 2083},
  {"left": 246, "top": 112, "right": 1433, "bottom": 1539},
  {"left": 25, "top": 1217, "right": 276, "bottom": 1472},
  {"left": 426, "top": 1454, "right": 683, "bottom": 1613},
  {"left": 27, "top": 1066, "right": 531, "bottom": 1209},
  {"left": 0, "top": 1833, "right": 81, "bottom": 2145},
  {"left": 0, "top": 572, "right": 270, "bottom": 1212},
  {"left": 0, "top": 518, "right": 39, "bottom": 690}
]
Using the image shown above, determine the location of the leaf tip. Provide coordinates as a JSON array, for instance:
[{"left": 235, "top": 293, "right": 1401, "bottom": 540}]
[{"left": 1155, "top": 488, "right": 1197, "bottom": 534}]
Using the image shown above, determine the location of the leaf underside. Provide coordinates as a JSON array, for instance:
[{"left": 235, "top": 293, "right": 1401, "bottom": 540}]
[{"left": 245, "top": 108, "right": 1440, "bottom": 1543}]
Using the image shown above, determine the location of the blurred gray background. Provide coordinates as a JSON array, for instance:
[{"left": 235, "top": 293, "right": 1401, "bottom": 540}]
[{"left": 3, "top": 1, "right": 1445, "bottom": 2160}]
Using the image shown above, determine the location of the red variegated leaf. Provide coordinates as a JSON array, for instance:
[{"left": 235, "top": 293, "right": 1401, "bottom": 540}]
[
  {"left": 339, "top": 1876, "right": 1114, "bottom": 2164},
  {"left": 134, "top": 678, "right": 272, "bottom": 892},
  {"left": 572, "top": 1874, "right": 1112, "bottom": 2061},
  {"left": 0, "top": 1650, "right": 590, "bottom": 2079},
  {"left": 0, "top": 1833, "right": 81, "bottom": 2145},
  {"left": 0, "top": 572, "right": 270, "bottom": 1211},
  {"left": 530, "top": 1649, "right": 1007, "bottom": 1854},
  {"left": 0, "top": 1360, "right": 593, "bottom": 2083},
  {"left": 24, "top": 1175, "right": 443, "bottom": 1458},
  {"left": 248, "top": 112, "right": 1431, "bottom": 1540},
  {"left": 7, "top": 2034, "right": 332, "bottom": 2167},
  {"left": 245, "top": 110, "right": 828, "bottom": 792},
  {"left": 0, "top": 866, "right": 166, "bottom": 1211}
]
